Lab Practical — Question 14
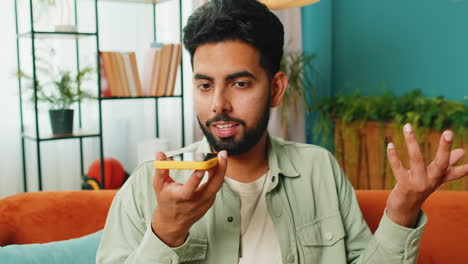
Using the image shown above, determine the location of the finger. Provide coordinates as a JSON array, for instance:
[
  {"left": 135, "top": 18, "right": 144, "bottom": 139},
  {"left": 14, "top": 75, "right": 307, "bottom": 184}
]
[
  {"left": 196, "top": 166, "right": 217, "bottom": 193},
  {"left": 154, "top": 152, "right": 170, "bottom": 193},
  {"left": 179, "top": 170, "right": 205, "bottom": 200},
  {"left": 429, "top": 130, "right": 453, "bottom": 175},
  {"left": 449, "top": 148, "right": 465, "bottom": 166},
  {"left": 443, "top": 164, "right": 468, "bottom": 182},
  {"left": 387, "top": 142, "right": 407, "bottom": 181},
  {"left": 200, "top": 151, "right": 228, "bottom": 196},
  {"left": 403, "top": 123, "right": 426, "bottom": 177}
]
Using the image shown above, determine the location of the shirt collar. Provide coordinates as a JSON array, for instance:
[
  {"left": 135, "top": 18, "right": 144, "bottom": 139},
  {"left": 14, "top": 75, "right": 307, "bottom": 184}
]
[{"left": 267, "top": 134, "right": 300, "bottom": 178}]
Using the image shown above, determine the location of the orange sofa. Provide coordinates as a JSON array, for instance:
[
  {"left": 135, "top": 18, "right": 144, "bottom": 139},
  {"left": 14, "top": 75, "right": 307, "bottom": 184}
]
[{"left": 1, "top": 190, "right": 467, "bottom": 263}]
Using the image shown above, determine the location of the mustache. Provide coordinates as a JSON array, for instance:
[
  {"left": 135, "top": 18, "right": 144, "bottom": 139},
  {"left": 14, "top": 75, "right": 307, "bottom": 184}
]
[{"left": 205, "top": 114, "right": 246, "bottom": 127}]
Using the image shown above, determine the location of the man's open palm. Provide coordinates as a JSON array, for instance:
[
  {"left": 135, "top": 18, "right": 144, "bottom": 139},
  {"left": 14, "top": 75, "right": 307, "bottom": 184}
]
[{"left": 386, "top": 123, "right": 468, "bottom": 227}]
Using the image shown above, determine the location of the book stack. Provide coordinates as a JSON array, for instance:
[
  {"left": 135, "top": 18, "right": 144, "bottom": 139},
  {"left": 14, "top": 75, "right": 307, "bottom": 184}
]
[
  {"left": 142, "top": 43, "right": 182, "bottom": 97},
  {"left": 100, "top": 51, "right": 143, "bottom": 98}
]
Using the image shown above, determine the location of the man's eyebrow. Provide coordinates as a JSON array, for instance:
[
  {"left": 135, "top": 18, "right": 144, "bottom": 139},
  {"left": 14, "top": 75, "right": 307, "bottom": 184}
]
[
  {"left": 193, "top": 71, "right": 257, "bottom": 82},
  {"left": 194, "top": 73, "right": 214, "bottom": 81},
  {"left": 226, "top": 71, "right": 257, "bottom": 81}
]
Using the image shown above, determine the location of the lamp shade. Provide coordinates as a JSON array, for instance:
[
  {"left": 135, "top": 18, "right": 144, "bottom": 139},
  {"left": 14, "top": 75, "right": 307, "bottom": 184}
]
[{"left": 258, "top": 0, "right": 320, "bottom": 9}]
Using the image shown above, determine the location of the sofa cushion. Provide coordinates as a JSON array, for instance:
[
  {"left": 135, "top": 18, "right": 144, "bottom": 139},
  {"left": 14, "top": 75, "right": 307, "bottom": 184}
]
[{"left": 0, "top": 230, "right": 102, "bottom": 264}]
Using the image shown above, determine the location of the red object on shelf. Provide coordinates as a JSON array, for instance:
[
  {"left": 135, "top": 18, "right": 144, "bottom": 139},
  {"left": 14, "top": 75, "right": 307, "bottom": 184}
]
[{"left": 87, "top": 158, "right": 126, "bottom": 189}]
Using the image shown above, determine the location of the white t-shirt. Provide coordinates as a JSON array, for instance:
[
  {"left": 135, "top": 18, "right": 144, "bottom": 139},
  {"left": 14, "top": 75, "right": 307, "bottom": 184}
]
[{"left": 224, "top": 171, "right": 283, "bottom": 264}]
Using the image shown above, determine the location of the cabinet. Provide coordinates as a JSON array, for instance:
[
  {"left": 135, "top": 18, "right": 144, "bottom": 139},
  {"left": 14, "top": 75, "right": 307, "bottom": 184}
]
[{"left": 14, "top": 0, "right": 185, "bottom": 191}]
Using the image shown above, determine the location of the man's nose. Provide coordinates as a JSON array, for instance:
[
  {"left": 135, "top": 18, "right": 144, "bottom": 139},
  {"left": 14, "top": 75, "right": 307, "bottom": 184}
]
[{"left": 210, "top": 89, "right": 232, "bottom": 115}]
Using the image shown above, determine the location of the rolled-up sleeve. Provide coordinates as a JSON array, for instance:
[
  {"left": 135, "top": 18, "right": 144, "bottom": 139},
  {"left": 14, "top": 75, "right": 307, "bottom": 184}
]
[{"left": 329, "top": 152, "right": 427, "bottom": 264}]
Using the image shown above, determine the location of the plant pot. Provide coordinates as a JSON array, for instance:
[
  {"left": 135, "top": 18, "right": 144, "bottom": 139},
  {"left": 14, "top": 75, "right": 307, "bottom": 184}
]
[{"left": 49, "top": 109, "right": 74, "bottom": 135}]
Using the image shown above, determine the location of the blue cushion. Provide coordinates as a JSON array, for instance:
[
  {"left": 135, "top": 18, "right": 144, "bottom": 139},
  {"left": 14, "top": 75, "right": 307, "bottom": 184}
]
[{"left": 0, "top": 230, "right": 102, "bottom": 264}]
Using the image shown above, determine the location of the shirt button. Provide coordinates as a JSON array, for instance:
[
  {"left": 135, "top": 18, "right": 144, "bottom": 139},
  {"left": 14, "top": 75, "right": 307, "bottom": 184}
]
[
  {"left": 227, "top": 216, "right": 233, "bottom": 223},
  {"left": 287, "top": 255, "right": 295, "bottom": 263},
  {"left": 325, "top": 232, "right": 333, "bottom": 241}
]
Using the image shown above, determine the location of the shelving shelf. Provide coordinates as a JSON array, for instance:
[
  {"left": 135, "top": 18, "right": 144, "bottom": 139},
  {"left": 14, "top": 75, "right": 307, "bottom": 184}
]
[
  {"left": 22, "top": 131, "right": 101, "bottom": 142},
  {"left": 100, "top": 95, "right": 182, "bottom": 100},
  {"left": 101, "top": 0, "right": 172, "bottom": 4},
  {"left": 17, "top": 31, "right": 97, "bottom": 39},
  {"left": 14, "top": 0, "right": 185, "bottom": 192}
]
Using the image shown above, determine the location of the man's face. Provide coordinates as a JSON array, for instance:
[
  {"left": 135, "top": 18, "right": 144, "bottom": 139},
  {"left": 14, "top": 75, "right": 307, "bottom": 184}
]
[{"left": 193, "top": 41, "right": 271, "bottom": 156}]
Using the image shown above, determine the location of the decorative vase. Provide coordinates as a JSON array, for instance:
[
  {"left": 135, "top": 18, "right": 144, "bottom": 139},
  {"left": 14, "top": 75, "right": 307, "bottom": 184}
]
[{"left": 49, "top": 109, "right": 74, "bottom": 135}]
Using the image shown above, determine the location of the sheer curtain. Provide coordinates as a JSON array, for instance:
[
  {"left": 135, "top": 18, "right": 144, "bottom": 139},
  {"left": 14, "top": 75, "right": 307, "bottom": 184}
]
[{"left": 269, "top": 8, "right": 306, "bottom": 143}]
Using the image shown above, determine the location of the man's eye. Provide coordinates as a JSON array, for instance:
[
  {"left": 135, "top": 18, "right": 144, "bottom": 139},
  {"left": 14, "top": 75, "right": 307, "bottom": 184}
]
[
  {"left": 198, "top": 83, "right": 211, "bottom": 90},
  {"left": 234, "top": 81, "right": 249, "bottom": 88}
]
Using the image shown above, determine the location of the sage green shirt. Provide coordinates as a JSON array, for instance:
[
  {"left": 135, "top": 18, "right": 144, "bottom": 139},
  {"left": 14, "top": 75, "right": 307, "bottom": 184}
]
[{"left": 97, "top": 135, "right": 426, "bottom": 264}]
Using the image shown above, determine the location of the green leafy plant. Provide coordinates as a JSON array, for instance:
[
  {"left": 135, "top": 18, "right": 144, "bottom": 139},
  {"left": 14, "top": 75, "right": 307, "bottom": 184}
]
[
  {"left": 279, "top": 51, "right": 318, "bottom": 139},
  {"left": 18, "top": 67, "right": 95, "bottom": 110},
  {"left": 314, "top": 89, "right": 468, "bottom": 145},
  {"left": 16, "top": 46, "right": 95, "bottom": 110}
]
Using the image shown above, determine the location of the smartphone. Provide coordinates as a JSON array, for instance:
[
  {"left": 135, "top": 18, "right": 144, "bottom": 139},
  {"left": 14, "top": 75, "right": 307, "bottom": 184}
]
[{"left": 153, "top": 152, "right": 218, "bottom": 170}]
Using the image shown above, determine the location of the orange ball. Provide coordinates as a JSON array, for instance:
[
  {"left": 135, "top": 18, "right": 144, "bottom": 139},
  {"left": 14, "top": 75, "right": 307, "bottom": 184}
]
[{"left": 87, "top": 158, "right": 127, "bottom": 189}]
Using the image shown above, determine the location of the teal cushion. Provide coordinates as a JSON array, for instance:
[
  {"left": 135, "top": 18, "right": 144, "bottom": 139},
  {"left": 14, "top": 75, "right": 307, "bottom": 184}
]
[{"left": 0, "top": 230, "right": 102, "bottom": 264}]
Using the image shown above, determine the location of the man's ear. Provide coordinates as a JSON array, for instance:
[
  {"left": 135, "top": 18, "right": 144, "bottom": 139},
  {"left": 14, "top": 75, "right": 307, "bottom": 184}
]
[{"left": 270, "top": 71, "right": 288, "bottom": 108}]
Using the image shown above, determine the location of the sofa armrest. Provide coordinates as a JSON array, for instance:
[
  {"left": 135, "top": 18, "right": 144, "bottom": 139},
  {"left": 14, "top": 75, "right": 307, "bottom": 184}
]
[{"left": 0, "top": 190, "right": 117, "bottom": 246}]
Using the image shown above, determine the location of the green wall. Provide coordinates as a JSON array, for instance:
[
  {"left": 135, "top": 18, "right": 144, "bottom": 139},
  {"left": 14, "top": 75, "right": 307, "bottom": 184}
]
[
  {"left": 302, "top": 0, "right": 333, "bottom": 145},
  {"left": 302, "top": 0, "right": 468, "bottom": 144}
]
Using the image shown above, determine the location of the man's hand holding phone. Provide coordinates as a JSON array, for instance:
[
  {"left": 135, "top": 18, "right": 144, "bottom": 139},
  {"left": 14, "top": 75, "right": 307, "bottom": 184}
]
[{"left": 151, "top": 151, "right": 228, "bottom": 247}]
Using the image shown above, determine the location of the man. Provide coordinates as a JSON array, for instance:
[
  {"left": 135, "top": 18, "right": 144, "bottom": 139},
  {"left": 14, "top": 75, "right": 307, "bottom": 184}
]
[{"left": 97, "top": 0, "right": 468, "bottom": 263}]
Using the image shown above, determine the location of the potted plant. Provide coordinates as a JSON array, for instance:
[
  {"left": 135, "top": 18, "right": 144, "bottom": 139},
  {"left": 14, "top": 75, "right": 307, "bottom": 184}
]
[
  {"left": 279, "top": 50, "right": 317, "bottom": 139},
  {"left": 314, "top": 89, "right": 468, "bottom": 190},
  {"left": 18, "top": 65, "right": 95, "bottom": 135}
]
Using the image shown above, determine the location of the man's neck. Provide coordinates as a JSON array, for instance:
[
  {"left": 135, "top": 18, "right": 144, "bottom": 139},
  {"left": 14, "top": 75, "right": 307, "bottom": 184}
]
[{"left": 224, "top": 133, "right": 269, "bottom": 183}]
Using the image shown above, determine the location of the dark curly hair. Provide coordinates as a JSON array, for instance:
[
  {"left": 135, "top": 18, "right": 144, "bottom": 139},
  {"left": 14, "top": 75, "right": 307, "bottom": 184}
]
[{"left": 183, "top": 0, "right": 284, "bottom": 79}]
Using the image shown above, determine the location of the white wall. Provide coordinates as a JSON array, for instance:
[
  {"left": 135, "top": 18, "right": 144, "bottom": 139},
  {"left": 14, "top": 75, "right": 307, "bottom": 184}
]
[
  {"left": 0, "top": 0, "right": 24, "bottom": 198},
  {"left": 0, "top": 0, "right": 194, "bottom": 198}
]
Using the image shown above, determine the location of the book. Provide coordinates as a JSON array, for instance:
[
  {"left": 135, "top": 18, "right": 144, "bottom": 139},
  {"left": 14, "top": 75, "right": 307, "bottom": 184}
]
[
  {"left": 156, "top": 44, "right": 173, "bottom": 97},
  {"left": 165, "top": 43, "right": 182, "bottom": 96},
  {"left": 150, "top": 47, "right": 163, "bottom": 96},
  {"left": 101, "top": 52, "right": 119, "bottom": 97},
  {"left": 99, "top": 52, "right": 111, "bottom": 98},
  {"left": 122, "top": 53, "right": 138, "bottom": 97},
  {"left": 121, "top": 52, "right": 131, "bottom": 97},
  {"left": 111, "top": 52, "right": 127, "bottom": 97},
  {"left": 129, "top": 52, "right": 143, "bottom": 96},
  {"left": 109, "top": 52, "right": 121, "bottom": 97},
  {"left": 146, "top": 42, "right": 164, "bottom": 96},
  {"left": 142, "top": 49, "right": 156, "bottom": 96},
  {"left": 141, "top": 42, "right": 183, "bottom": 97}
]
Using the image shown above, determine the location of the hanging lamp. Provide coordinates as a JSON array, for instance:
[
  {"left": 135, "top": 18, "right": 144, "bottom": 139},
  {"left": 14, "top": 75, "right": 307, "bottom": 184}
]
[{"left": 258, "top": 0, "right": 320, "bottom": 9}]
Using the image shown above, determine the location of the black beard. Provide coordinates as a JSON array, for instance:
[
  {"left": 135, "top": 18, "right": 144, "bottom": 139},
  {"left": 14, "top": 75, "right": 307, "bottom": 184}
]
[{"left": 197, "top": 101, "right": 271, "bottom": 156}]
